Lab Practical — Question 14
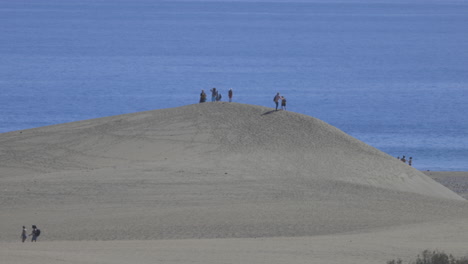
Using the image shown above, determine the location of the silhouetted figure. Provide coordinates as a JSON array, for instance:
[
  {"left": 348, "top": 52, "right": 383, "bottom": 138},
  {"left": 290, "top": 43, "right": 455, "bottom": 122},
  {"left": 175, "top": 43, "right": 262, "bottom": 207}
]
[
  {"left": 228, "top": 89, "right": 233, "bottom": 102},
  {"left": 30, "top": 225, "right": 41, "bottom": 242},
  {"left": 400, "top": 156, "right": 406, "bottom": 163},
  {"left": 408, "top": 157, "right": 413, "bottom": 166},
  {"left": 210, "top": 88, "right": 217, "bottom": 102},
  {"left": 199, "top": 90, "right": 207, "bottom": 103},
  {"left": 281, "top": 96, "right": 287, "bottom": 110},
  {"left": 273, "top": 93, "right": 281, "bottom": 111}
]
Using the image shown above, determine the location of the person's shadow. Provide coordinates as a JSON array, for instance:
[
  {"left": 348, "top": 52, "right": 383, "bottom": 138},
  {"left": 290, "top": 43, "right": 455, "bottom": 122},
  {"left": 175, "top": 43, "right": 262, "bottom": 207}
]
[{"left": 261, "top": 110, "right": 277, "bottom": 116}]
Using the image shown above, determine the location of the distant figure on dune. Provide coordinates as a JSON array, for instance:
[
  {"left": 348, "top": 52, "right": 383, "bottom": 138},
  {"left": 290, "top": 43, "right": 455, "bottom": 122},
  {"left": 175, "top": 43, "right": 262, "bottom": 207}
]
[
  {"left": 199, "top": 90, "right": 207, "bottom": 103},
  {"left": 281, "top": 96, "right": 287, "bottom": 110},
  {"left": 210, "top": 88, "right": 217, "bottom": 102},
  {"left": 216, "top": 92, "right": 222, "bottom": 101},
  {"left": 21, "top": 226, "right": 27, "bottom": 243},
  {"left": 408, "top": 157, "right": 413, "bottom": 166},
  {"left": 400, "top": 156, "right": 406, "bottom": 163},
  {"left": 228, "top": 89, "right": 233, "bottom": 102},
  {"left": 273, "top": 92, "right": 281, "bottom": 111},
  {"left": 29, "top": 225, "right": 41, "bottom": 242}
]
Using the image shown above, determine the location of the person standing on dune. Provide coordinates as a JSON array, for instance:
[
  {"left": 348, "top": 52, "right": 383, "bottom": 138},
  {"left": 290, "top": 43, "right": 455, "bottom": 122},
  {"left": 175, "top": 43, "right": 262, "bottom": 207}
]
[
  {"left": 210, "top": 88, "right": 217, "bottom": 102},
  {"left": 273, "top": 92, "right": 281, "bottom": 111},
  {"left": 200, "top": 90, "right": 207, "bottom": 103},
  {"left": 281, "top": 96, "right": 287, "bottom": 110},
  {"left": 228, "top": 89, "right": 233, "bottom": 102}
]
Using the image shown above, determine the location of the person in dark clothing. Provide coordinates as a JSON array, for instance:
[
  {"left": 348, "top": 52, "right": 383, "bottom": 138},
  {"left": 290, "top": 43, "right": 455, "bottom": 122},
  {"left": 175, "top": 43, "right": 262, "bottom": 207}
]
[
  {"left": 30, "top": 225, "right": 40, "bottom": 242},
  {"left": 200, "top": 90, "right": 207, "bottom": 103},
  {"left": 228, "top": 89, "right": 233, "bottom": 102},
  {"left": 400, "top": 156, "right": 406, "bottom": 163},
  {"left": 281, "top": 96, "right": 287, "bottom": 110},
  {"left": 273, "top": 93, "right": 281, "bottom": 111}
]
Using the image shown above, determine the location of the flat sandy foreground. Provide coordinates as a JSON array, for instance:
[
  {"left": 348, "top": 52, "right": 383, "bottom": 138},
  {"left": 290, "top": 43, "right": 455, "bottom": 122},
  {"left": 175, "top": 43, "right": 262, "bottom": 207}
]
[
  {"left": 1, "top": 104, "right": 467, "bottom": 264},
  {"left": 1, "top": 213, "right": 468, "bottom": 264},
  {"left": 1, "top": 194, "right": 468, "bottom": 264}
]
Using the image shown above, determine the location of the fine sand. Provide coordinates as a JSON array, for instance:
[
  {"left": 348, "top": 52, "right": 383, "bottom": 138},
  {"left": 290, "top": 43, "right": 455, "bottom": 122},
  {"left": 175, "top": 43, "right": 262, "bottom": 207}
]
[{"left": 1, "top": 103, "right": 467, "bottom": 263}]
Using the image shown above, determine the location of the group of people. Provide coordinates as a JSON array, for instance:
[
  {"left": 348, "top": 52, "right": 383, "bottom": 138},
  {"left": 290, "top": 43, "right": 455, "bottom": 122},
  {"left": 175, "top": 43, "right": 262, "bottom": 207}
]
[
  {"left": 199, "top": 89, "right": 288, "bottom": 111},
  {"left": 397, "top": 155, "right": 413, "bottom": 166},
  {"left": 199, "top": 88, "right": 233, "bottom": 103},
  {"left": 273, "top": 92, "right": 287, "bottom": 111},
  {"left": 21, "top": 225, "right": 41, "bottom": 242}
]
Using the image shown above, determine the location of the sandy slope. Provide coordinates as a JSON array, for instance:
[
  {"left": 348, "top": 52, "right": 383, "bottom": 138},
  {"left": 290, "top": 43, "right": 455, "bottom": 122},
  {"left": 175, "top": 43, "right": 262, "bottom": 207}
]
[{"left": 1, "top": 103, "right": 468, "bottom": 263}]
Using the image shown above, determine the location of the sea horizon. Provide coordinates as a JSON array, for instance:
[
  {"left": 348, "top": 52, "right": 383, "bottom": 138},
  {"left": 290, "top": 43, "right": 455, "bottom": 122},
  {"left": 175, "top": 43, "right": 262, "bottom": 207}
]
[{"left": 1, "top": 0, "right": 467, "bottom": 171}]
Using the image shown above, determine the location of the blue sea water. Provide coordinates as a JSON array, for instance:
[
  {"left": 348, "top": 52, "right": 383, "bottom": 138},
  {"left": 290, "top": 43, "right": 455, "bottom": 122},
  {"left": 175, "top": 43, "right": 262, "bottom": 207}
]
[{"left": 1, "top": 0, "right": 467, "bottom": 171}]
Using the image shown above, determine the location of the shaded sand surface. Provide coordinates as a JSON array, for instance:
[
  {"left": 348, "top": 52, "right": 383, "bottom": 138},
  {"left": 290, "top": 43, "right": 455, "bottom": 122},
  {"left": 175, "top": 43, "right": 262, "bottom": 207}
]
[{"left": 1, "top": 103, "right": 468, "bottom": 263}]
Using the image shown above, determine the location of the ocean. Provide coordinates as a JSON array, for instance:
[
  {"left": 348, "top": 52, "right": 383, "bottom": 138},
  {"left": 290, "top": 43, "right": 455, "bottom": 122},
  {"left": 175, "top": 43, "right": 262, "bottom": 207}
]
[{"left": 1, "top": 0, "right": 467, "bottom": 171}]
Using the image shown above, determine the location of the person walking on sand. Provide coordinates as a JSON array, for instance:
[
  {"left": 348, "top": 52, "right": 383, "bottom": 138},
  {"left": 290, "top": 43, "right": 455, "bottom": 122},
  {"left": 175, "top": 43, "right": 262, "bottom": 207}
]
[
  {"left": 408, "top": 157, "right": 413, "bottom": 166},
  {"left": 228, "top": 89, "right": 233, "bottom": 102},
  {"left": 21, "top": 226, "right": 27, "bottom": 243},
  {"left": 273, "top": 92, "right": 281, "bottom": 111},
  {"left": 29, "top": 225, "right": 41, "bottom": 242},
  {"left": 210, "top": 88, "right": 217, "bottom": 102},
  {"left": 199, "top": 89, "right": 207, "bottom": 103},
  {"left": 281, "top": 96, "right": 287, "bottom": 110}
]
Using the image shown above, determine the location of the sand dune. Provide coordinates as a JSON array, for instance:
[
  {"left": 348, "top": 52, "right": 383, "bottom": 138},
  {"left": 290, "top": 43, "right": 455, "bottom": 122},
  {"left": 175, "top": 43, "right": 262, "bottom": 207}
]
[
  {"left": 1, "top": 103, "right": 468, "bottom": 263},
  {"left": 0, "top": 103, "right": 461, "bottom": 197}
]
